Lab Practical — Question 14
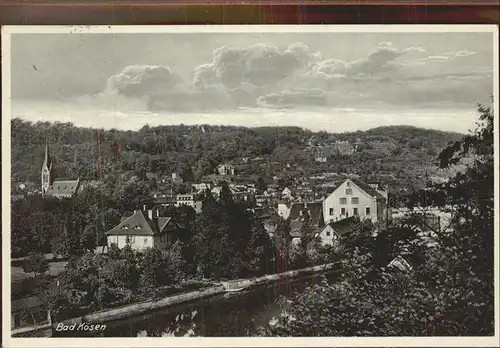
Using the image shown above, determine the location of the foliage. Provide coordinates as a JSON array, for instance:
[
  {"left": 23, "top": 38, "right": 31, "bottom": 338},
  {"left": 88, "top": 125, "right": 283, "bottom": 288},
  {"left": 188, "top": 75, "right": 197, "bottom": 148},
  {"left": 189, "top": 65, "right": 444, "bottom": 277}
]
[
  {"left": 193, "top": 187, "right": 274, "bottom": 279},
  {"left": 22, "top": 252, "right": 49, "bottom": 277}
]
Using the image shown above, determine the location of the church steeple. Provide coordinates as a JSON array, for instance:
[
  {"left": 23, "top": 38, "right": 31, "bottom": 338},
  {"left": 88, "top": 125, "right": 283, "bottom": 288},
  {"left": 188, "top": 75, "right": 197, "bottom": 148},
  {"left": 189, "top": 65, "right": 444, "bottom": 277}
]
[
  {"left": 43, "top": 140, "right": 52, "bottom": 170},
  {"left": 41, "top": 140, "right": 53, "bottom": 196}
]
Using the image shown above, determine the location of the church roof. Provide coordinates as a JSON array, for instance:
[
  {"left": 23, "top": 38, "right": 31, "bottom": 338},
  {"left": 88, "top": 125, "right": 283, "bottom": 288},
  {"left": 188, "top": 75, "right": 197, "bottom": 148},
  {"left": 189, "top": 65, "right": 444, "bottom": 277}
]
[
  {"left": 106, "top": 210, "right": 174, "bottom": 236},
  {"left": 46, "top": 179, "right": 79, "bottom": 196}
]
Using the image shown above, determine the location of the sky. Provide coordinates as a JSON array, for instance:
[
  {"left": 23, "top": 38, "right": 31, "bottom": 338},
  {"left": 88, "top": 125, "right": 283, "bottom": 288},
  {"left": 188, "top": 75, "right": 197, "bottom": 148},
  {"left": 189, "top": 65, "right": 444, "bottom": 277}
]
[{"left": 8, "top": 30, "right": 495, "bottom": 133}]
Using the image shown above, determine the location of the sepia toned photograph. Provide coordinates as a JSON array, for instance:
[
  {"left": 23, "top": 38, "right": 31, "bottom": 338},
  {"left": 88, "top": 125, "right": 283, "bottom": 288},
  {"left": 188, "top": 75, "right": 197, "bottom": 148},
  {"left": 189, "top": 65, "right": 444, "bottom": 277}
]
[{"left": 2, "top": 25, "right": 498, "bottom": 347}]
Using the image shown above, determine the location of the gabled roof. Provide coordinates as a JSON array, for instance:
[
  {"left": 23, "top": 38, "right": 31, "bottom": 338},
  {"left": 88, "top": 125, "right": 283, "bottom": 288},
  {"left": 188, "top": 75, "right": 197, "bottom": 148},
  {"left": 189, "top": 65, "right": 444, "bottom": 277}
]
[
  {"left": 387, "top": 255, "right": 413, "bottom": 272},
  {"left": 46, "top": 179, "right": 79, "bottom": 196},
  {"left": 328, "top": 216, "right": 359, "bottom": 236},
  {"left": 106, "top": 210, "right": 173, "bottom": 236},
  {"left": 351, "top": 179, "right": 385, "bottom": 199}
]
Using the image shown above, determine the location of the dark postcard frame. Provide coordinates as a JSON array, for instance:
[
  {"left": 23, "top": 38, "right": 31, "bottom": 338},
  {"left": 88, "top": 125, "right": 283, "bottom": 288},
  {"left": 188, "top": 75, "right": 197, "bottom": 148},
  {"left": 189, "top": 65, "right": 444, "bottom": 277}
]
[{"left": 0, "top": 0, "right": 499, "bottom": 25}]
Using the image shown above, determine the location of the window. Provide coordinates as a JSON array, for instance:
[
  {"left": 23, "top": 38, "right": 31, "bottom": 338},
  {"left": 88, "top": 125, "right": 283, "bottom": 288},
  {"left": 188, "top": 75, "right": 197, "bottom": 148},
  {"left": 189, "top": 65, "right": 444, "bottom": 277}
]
[
  {"left": 345, "top": 188, "right": 352, "bottom": 195},
  {"left": 144, "top": 237, "right": 148, "bottom": 244},
  {"left": 365, "top": 207, "right": 371, "bottom": 215},
  {"left": 326, "top": 231, "right": 331, "bottom": 237},
  {"left": 353, "top": 208, "right": 358, "bottom": 216},
  {"left": 351, "top": 197, "right": 359, "bottom": 204},
  {"left": 329, "top": 208, "right": 334, "bottom": 216},
  {"left": 340, "top": 198, "right": 347, "bottom": 205},
  {"left": 341, "top": 208, "right": 346, "bottom": 215}
]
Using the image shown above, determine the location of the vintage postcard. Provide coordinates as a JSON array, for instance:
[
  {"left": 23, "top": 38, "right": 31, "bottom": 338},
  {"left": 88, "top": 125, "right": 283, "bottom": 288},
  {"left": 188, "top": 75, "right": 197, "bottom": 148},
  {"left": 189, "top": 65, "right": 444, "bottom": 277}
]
[{"left": 2, "top": 25, "right": 499, "bottom": 347}]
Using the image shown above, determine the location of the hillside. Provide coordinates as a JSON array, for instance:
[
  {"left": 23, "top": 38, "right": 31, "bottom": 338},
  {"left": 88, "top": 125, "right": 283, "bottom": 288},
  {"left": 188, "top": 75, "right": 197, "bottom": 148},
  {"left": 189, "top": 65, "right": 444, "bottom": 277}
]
[{"left": 11, "top": 118, "right": 464, "bottom": 194}]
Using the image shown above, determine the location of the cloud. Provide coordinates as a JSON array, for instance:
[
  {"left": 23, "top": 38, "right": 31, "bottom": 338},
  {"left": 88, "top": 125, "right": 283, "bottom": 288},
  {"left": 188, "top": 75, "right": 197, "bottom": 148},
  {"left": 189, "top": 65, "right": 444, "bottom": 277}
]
[
  {"left": 102, "top": 41, "right": 492, "bottom": 112},
  {"left": 193, "top": 42, "right": 321, "bottom": 91},
  {"left": 106, "top": 65, "right": 185, "bottom": 98}
]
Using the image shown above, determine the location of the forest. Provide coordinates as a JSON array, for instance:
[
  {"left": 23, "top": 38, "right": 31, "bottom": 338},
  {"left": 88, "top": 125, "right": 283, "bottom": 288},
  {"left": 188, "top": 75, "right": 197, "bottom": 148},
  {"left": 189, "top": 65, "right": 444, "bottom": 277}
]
[{"left": 11, "top": 118, "right": 463, "bottom": 190}]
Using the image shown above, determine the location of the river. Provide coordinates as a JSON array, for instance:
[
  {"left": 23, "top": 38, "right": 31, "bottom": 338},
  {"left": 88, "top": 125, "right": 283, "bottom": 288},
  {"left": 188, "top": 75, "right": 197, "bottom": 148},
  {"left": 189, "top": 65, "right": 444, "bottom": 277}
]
[{"left": 54, "top": 272, "right": 339, "bottom": 337}]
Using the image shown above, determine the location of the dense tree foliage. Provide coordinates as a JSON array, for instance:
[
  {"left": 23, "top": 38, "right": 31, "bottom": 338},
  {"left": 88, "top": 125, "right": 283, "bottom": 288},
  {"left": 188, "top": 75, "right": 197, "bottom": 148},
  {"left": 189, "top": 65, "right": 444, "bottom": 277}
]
[
  {"left": 12, "top": 119, "right": 462, "bottom": 198},
  {"left": 22, "top": 252, "right": 49, "bottom": 277}
]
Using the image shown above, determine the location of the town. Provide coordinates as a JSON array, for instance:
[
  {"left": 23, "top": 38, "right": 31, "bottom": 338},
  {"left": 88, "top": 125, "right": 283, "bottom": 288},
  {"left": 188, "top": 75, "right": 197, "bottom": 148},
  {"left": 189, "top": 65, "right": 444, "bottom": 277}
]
[{"left": 9, "top": 103, "right": 494, "bottom": 338}]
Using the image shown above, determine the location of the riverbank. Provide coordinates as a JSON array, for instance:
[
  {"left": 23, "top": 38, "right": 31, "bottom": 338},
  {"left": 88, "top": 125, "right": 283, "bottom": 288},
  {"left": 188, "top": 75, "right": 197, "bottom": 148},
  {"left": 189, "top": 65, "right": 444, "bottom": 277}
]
[{"left": 12, "top": 262, "right": 341, "bottom": 337}]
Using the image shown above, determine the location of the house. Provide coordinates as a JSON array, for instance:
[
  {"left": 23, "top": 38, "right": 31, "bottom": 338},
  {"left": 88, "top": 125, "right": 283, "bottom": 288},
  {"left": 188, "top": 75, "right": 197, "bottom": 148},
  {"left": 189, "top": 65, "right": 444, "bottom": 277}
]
[
  {"left": 171, "top": 172, "right": 184, "bottom": 184},
  {"left": 387, "top": 255, "right": 413, "bottom": 273},
  {"left": 217, "top": 164, "right": 235, "bottom": 176},
  {"left": 153, "top": 196, "right": 177, "bottom": 207},
  {"left": 279, "top": 201, "right": 324, "bottom": 243},
  {"left": 105, "top": 208, "right": 178, "bottom": 251},
  {"left": 176, "top": 193, "right": 195, "bottom": 207},
  {"left": 322, "top": 178, "right": 388, "bottom": 224},
  {"left": 281, "top": 187, "right": 293, "bottom": 199},
  {"left": 335, "top": 141, "right": 355, "bottom": 155},
  {"left": 192, "top": 182, "right": 211, "bottom": 193},
  {"left": 210, "top": 186, "right": 222, "bottom": 198},
  {"left": 41, "top": 142, "right": 80, "bottom": 199},
  {"left": 176, "top": 193, "right": 202, "bottom": 213},
  {"left": 255, "top": 194, "right": 269, "bottom": 207},
  {"left": 317, "top": 216, "right": 359, "bottom": 246},
  {"left": 211, "top": 185, "right": 249, "bottom": 202},
  {"left": 315, "top": 145, "right": 338, "bottom": 162}
]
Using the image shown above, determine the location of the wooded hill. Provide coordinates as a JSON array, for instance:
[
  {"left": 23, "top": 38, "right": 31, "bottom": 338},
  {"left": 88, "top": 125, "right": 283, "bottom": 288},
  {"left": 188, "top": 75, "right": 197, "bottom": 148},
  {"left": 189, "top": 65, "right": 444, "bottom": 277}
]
[{"left": 11, "top": 118, "right": 464, "bottom": 191}]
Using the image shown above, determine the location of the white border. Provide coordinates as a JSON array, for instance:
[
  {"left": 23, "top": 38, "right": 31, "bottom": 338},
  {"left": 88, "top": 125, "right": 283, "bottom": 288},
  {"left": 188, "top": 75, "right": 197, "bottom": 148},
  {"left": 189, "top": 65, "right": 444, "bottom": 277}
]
[{"left": 2, "top": 24, "right": 499, "bottom": 348}]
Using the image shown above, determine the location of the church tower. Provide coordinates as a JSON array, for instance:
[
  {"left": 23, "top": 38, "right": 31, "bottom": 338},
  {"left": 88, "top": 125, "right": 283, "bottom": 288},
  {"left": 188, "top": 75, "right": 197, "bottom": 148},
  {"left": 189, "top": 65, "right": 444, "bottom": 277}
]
[{"left": 41, "top": 140, "right": 53, "bottom": 197}]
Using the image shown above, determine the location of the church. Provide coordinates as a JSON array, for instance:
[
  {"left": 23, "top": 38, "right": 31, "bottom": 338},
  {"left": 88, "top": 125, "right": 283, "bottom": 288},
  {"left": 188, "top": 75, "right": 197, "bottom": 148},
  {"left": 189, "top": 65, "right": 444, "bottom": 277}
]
[{"left": 41, "top": 142, "right": 80, "bottom": 199}]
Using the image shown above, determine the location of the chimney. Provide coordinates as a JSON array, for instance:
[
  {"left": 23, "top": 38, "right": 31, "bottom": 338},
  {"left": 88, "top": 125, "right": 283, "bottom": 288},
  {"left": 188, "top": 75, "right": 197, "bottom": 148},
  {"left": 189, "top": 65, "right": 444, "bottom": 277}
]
[{"left": 147, "top": 209, "right": 153, "bottom": 220}]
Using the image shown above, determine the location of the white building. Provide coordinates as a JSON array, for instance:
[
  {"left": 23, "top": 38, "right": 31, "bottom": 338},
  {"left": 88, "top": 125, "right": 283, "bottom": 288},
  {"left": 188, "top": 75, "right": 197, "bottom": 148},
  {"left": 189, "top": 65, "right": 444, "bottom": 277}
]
[
  {"left": 176, "top": 194, "right": 202, "bottom": 213},
  {"left": 281, "top": 187, "right": 293, "bottom": 199},
  {"left": 322, "top": 178, "right": 388, "bottom": 224},
  {"left": 192, "top": 182, "right": 211, "bottom": 193},
  {"left": 106, "top": 209, "right": 176, "bottom": 251},
  {"left": 316, "top": 216, "right": 358, "bottom": 246},
  {"left": 171, "top": 172, "right": 183, "bottom": 184},
  {"left": 217, "top": 164, "right": 235, "bottom": 176}
]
